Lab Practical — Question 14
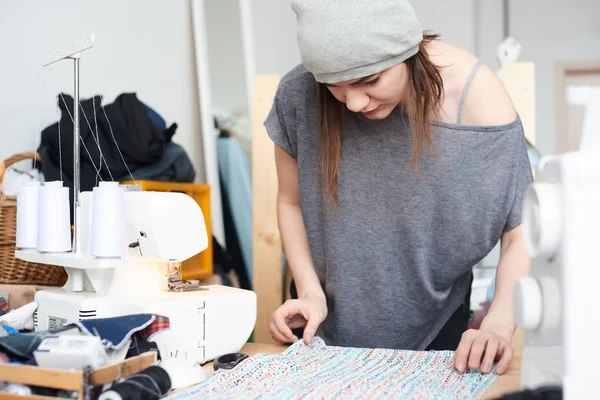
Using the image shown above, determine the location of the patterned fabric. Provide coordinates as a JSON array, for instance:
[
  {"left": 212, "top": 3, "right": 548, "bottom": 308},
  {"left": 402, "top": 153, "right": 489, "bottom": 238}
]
[
  {"left": 73, "top": 314, "right": 156, "bottom": 350},
  {"left": 135, "top": 314, "right": 170, "bottom": 341},
  {"left": 173, "top": 337, "right": 498, "bottom": 400},
  {"left": 73, "top": 314, "right": 170, "bottom": 351},
  {"left": 0, "top": 297, "right": 8, "bottom": 315}
]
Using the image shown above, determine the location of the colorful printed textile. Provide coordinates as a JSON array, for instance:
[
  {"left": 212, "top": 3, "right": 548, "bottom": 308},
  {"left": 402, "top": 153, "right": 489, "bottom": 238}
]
[
  {"left": 173, "top": 337, "right": 498, "bottom": 399},
  {"left": 135, "top": 314, "right": 170, "bottom": 341},
  {"left": 73, "top": 314, "right": 170, "bottom": 350},
  {"left": 0, "top": 297, "right": 8, "bottom": 315},
  {"left": 73, "top": 314, "right": 156, "bottom": 350}
]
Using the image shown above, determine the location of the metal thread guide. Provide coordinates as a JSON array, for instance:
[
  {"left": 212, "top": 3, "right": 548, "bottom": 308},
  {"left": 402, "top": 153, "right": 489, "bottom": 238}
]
[
  {"left": 165, "top": 261, "right": 206, "bottom": 292},
  {"left": 41, "top": 34, "right": 95, "bottom": 256}
]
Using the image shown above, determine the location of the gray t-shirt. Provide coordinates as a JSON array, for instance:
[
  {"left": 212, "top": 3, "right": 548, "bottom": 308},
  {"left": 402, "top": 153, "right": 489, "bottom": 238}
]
[{"left": 264, "top": 64, "right": 533, "bottom": 350}]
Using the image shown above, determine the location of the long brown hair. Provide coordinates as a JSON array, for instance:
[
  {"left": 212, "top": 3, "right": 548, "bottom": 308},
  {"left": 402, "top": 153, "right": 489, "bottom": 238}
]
[{"left": 318, "top": 33, "right": 443, "bottom": 206}]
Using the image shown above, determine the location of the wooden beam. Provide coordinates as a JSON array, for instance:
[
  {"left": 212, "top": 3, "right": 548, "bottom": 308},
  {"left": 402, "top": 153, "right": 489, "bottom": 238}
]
[
  {"left": 0, "top": 364, "right": 82, "bottom": 391},
  {"left": 252, "top": 75, "right": 283, "bottom": 344},
  {"left": 554, "top": 62, "right": 600, "bottom": 154},
  {"left": 1, "top": 395, "right": 62, "bottom": 400},
  {"left": 502, "top": 62, "right": 536, "bottom": 146},
  {"left": 89, "top": 352, "right": 156, "bottom": 386},
  {"left": 0, "top": 352, "right": 156, "bottom": 399}
]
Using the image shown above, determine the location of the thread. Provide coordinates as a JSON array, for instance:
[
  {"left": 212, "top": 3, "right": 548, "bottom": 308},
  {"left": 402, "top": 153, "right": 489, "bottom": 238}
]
[
  {"left": 79, "top": 101, "right": 114, "bottom": 181},
  {"left": 84, "top": 50, "right": 110, "bottom": 185},
  {"left": 56, "top": 93, "right": 63, "bottom": 181},
  {"left": 98, "top": 365, "right": 172, "bottom": 400},
  {"left": 91, "top": 181, "right": 125, "bottom": 258},
  {"left": 16, "top": 182, "right": 41, "bottom": 249},
  {"left": 101, "top": 99, "right": 137, "bottom": 185},
  {"left": 37, "top": 181, "right": 71, "bottom": 252},
  {"left": 33, "top": 67, "right": 44, "bottom": 171},
  {"left": 57, "top": 93, "right": 103, "bottom": 182}
]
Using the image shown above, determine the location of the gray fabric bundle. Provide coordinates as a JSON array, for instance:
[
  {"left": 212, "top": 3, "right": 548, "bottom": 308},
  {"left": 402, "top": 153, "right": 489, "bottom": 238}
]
[{"left": 291, "top": 0, "right": 423, "bottom": 84}]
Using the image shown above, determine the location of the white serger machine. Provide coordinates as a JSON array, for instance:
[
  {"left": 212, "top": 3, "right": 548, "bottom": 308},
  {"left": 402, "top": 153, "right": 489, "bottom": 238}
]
[
  {"left": 514, "top": 129, "right": 600, "bottom": 397},
  {"left": 14, "top": 33, "right": 256, "bottom": 368},
  {"left": 17, "top": 189, "right": 256, "bottom": 366}
]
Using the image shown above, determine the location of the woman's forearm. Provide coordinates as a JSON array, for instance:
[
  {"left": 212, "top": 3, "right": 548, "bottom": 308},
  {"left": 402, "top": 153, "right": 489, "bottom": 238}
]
[
  {"left": 278, "top": 200, "right": 325, "bottom": 300},
  {"left": 481, "top": 226, "right": 530, "bottom": 336}
]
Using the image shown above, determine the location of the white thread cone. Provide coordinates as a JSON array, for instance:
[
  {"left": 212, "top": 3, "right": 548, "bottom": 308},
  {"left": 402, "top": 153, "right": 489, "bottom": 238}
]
[
  {"left": 37, "top": 181, "right": 71, "bottom": 252},
  {"left": 91, "top": 181, "right": 125, "bottom": 258},
  {"left": 16, "top": 182, "right": 41, "bottom": 249}
]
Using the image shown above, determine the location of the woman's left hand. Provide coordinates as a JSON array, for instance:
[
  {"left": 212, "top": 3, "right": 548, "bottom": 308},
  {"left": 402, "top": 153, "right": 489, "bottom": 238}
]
[{"left": 453, "top": 326, "right": 514, "bottom": 374}]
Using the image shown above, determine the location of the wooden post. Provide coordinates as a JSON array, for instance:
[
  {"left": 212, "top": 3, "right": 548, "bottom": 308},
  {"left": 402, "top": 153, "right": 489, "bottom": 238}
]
[
  {"left": 252, "top": 75, "right": 283, "bottom": 344},
  {"left": 555, "top": 62, "right": 600, "bottom": 153},
  {"left": 501, "top": 62, "right": 536, "bottom": 146}
]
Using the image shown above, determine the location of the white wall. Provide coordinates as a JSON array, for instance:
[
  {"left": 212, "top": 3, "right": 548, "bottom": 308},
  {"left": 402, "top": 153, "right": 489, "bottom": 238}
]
[
  {"left": 509, "top": 0, "right": 600, "bottom": 156},
  {"left": 0, "top": 0, "right": 205, "bottom": 182},
  {"left": 411, "top": 0, "right": 478, "bottom": 54},
  {"left": 251, "top": 0, "right": 300, "bottom": 76},
  {"left": 248, "top": 0, "right": 489, "bottom": 77},
  {"left": 474, "top": 1, "right": 505, "bottom": 69},
  {"left": 205, "top": 0, "right": 248, "bottom": 114}
]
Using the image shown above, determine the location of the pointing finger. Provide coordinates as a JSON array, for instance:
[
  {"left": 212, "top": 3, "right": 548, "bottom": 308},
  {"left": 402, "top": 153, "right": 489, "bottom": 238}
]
[
  {"left": 495, "top": 344, "right": 514, "bottom": 374},
  {"left": 454, "top": 331, "right": 476, "bottom": 373},
  {"left": 481, "top": 339, "right": 499, "bottom": 373}
]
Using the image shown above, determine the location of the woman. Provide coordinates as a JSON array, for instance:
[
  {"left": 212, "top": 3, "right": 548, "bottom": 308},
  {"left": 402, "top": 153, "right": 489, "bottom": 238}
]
[{"left": 265, "top": 0, "right": 532, "bottom": 376}]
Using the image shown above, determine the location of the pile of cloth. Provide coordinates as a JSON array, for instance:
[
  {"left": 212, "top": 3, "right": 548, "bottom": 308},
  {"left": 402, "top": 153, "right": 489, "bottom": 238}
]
[
  {"left": 35, "top": 92, "right": 195, "bottom": 221},
  {"left": 0, "top": 298, "right": 170, "bottom": 398}
]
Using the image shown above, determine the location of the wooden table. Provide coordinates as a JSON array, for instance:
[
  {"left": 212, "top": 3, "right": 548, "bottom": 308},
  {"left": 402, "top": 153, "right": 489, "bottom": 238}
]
[{"left": 198, "top": 342, "right": 521, "bottom": 400}]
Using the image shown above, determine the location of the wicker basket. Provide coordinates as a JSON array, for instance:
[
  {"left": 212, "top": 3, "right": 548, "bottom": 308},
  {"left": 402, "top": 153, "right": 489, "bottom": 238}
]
[{"left": 0, "top": 152, "right": 67, "bottom": 286}]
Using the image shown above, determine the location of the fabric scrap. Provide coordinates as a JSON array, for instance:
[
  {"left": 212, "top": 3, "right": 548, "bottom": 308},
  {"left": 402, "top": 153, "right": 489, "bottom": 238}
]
[
  {"left": 72, "top": 314, "right": 156, "bottom": 350},
  {"left": 133, "top": 314, "right": 170, "bottom": 342},
  {"left": 173, "top": 337, "right": 498, "bottom": 400},
  {"left": 0, "top": 301, "right": 38, "bottom": 331},
  {"left": 0, "top": 297, "right": 9, "bottom": 314},
  {"left": 0, "top": 326, "right": 73, "bottom": 362},
  {"left": 126, "top": 339, "right": 160, "bottom": 360}
]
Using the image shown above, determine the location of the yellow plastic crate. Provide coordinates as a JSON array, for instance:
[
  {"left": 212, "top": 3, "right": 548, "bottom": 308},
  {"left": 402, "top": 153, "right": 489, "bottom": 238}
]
[{"left": 120, "top": 180, "right": 213, "bottom": 280}]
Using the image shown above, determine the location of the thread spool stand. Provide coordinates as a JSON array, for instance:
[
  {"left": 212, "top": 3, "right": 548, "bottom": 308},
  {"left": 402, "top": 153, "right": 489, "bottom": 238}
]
[{"left": 15, "top": 34, "right": 123, "bottom": 284}]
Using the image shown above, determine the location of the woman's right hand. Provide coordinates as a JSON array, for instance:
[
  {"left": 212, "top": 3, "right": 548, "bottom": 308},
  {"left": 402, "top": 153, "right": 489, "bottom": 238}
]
[{"left": 269, "top": 293, "right": 328, "bottom": 344}]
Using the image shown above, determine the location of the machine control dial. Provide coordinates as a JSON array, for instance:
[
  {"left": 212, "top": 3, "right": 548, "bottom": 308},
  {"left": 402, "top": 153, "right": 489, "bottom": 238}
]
[
  {"left": 523, "top": 183, "right": 562, "bottom": 261},
  {"left": 514, "top": 277, "right": 543, "bottom": 331}
]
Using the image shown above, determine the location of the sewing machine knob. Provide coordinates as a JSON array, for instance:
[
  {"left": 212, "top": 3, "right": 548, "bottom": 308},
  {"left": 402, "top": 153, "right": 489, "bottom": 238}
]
[
  {"left": 514, "top": 277, "right": 543, "bottom": 331},
  {"left": 523, "top": 183, "right": 562, "bottom": 261},
  {"left": 538, "top": 276, "right": 561, "bottom": 331}
]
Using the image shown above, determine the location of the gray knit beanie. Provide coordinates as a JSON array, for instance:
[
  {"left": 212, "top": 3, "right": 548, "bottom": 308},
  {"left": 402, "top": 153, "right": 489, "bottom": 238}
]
[{"left": 291, "top": 0, "right": 423, "bottom": 84}]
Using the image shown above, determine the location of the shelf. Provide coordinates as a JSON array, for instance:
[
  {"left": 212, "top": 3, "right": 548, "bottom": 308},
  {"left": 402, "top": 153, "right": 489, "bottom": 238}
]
[{"left": 15, "top": 250, "right": 122, "bottom": 270}]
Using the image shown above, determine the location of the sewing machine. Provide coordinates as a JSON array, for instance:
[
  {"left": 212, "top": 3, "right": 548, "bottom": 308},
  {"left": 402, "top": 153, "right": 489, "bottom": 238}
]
[
  {"left": 514, "top": 146, "right": 600, "bottom": 398},
  {"left": 13, "top": 34, "right": 256, "bottom": 368},
  {"left": 16, "top": 188, "right": 257, "bottom": 366}
]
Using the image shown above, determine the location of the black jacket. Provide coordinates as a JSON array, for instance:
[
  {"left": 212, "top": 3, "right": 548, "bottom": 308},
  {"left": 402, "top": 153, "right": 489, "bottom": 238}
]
[{"left": 38, "top": 92, "right": 177, "bottom": 221}]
